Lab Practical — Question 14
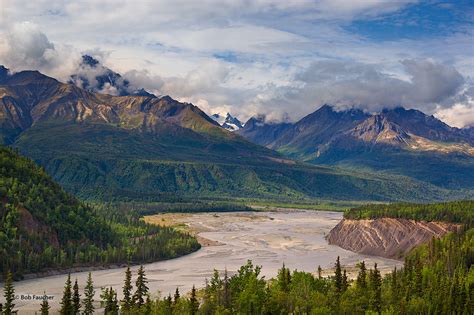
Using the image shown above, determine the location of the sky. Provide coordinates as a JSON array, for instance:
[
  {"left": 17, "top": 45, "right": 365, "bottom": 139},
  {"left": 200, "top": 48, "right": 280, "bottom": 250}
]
[{"left": 0, "top": 0, "right": 473, "bottom": 127}]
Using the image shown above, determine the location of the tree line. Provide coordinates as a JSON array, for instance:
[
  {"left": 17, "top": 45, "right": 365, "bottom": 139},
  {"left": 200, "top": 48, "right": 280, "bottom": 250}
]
[
  {"left": 344, "top": 200, "right": 474, "bottom": 225},
  {"left": 3, "top": 227, "right": 472, "bottom": 314}
]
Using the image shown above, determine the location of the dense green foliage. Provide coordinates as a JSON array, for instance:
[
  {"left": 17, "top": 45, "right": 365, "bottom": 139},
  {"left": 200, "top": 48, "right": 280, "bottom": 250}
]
[
  {"left": 149, "top": 231, "right": 473, "bottom": 314},
  {"left": 82, "top": 273, "right": 94, "bottom": 315},
  {"left": 0, "top": 146, "right": 200, "bottom": 279},
  {"left": 44, "top": 228, "right": 472, "bottom": 314},
  {"left": 344, "top": 200, "right": 474, "bottom": 225},
  {"left": 14, "top": 122, "right": 469, "bottom": 203}
]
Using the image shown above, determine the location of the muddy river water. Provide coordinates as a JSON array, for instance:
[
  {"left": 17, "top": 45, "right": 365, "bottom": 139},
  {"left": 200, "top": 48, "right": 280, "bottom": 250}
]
[{"left": 3, "top": 210, "right": 402, "bottom": 313}]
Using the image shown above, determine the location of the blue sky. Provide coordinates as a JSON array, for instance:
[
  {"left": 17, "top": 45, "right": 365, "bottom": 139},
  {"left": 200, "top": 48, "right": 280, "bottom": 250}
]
[
  {"left": 348, "top": 1, "right": 474, "bottom": 41},
  {"left": 0, "top": 0, "right": 473, "bottom": 126}
]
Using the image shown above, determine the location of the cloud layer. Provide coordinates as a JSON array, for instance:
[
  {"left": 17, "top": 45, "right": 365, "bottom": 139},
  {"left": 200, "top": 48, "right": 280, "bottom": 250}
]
[{"left": 0, "top": 1, "right": 473, "bottom": 127}]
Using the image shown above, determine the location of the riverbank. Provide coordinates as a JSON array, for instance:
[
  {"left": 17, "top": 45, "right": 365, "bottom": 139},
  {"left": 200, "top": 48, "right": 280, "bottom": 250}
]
[{"left": 3, "top": 210, "right": 402, "bottom": 313}]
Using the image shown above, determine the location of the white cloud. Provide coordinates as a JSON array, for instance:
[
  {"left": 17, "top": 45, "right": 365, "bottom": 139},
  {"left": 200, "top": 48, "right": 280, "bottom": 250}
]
[
  {"left": 252, "top": 59, "right": 469, "bottom": 123},
  {"left": 435, "top": 96, "right": 474, "bottom": 128},
  {"left": 0, "top": 22, "right": 80, "bottom": 80},
  {"left": 0, "top": 0, "right": 472, "bottom": 127}
]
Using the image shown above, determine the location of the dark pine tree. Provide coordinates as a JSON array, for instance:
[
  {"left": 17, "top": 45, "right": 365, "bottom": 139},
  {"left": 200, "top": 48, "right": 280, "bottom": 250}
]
[
  {"left": 356, "top": 261, "right": 367, "bottom": 289},
  {"left": 102, "top": 287, "right": 119, "bottom": 315},
  {"left": 369, "top": 263, "right": 382, "bottom": 313},
  {"left": 190, "top": 285, "right": 199, "bottom": 315},
  {"left": 334, "top": 256, "right": 343, "bottom": 295},
  {"left": 133, "top": 265, "right": 149, "bottom": 307},
  {"left": 3, "top": 271, "right": 15, "bottom": 315},
  {"left": 277, "top": 263, "right": 291, "bottom": 292},
  {"left": 223, "top": 268, "right": 230, "bottom": 308},
  {"left": 165, "top": 294, "right": 173, "bottom": 311},
  {"left": 82, "top": 272, "right": 95, "bottom": 315},
  {"left": 60, "top": 274, "right": 73, "bottom": 315},
  {"left": 40, "top": 293, "right": 50, "bottom": 315},
  {"left": 174, "top": 287, "right": 180, "bottom": 305},
  {"left": 122, "top": 266, "right": 133, "bottom": 312},
  {"left": 72, "top": 279, "right": 80, "bottom": 314},
  {"left": 342, "top": 269, "right": 348, "bottom": 292}
]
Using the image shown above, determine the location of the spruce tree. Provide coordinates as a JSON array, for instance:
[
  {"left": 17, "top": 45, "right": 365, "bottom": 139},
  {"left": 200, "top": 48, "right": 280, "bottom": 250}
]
[
  {"left": 60, "top": 274, "right": 73, "bottom": 315},
  {"left": 189, "top": 285, "right": 199, "bottom": 315},
  {"left": 277, "top": 263, "right": 290, "bottom": 292},
  {"left": 82, "top": 272, "right": 95, "bottom": 315},
  {"left": 390, "top": 268, "right": 399, "bottom": 305},
  {"left": 174, "top": 287, "right": 180, "bottom": 305},
  {"left": 166, "top": 294, "right": 172, "bottom": 309},
  {"left": 3, "top": 271, "right": 15, "bottom": 315},
  {"left": 122, "top": 266, "right": 133, "bottom": 312},
  {"left": 342, "top": 269, "right": 348, "bottom": 292},
  {"left": 133, "top": 265, "right": 149, "bottom": 307},
  {"left": 102, "top": 287, "right": 119, "bottom": 315},
  {"left": 40, "top": 292, "right": 50, "bottom": 315},
  {"left": 223, "top": 268, "right": 230, "bottom": 308},
  {"left": 72, "top": 279, "right": 81, "bottom": 314},
  {"left": 369, "top": 263, "right": 382, "bottom": 313},
  {"left": 356, "top": 261, "right": 367, "bottom": 289},
  {"left": 334, "top": 256, "right": 342, "bottom": 295}
]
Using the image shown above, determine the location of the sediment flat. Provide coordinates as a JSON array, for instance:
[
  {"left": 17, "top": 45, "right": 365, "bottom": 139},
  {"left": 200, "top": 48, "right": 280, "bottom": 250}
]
[{"left": 6, "top": 210, "right": 402, "bottom": 313}]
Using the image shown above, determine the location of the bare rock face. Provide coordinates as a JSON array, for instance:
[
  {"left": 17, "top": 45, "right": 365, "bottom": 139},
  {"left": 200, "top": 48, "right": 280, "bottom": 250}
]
[{"left": 327, "top": 218, "right": 459, "bottom": 259}]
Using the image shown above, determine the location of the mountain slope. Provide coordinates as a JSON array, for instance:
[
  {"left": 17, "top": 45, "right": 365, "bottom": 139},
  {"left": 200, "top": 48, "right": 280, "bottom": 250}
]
[
  {"left": 0, "top": 67, "right": 468, "bottom": 202},
  {"left": 238, "top": 105, "right": 474, "bottom": 190},
  {"left": 0, "top": 145, "right": 200, "bottom": 277}
]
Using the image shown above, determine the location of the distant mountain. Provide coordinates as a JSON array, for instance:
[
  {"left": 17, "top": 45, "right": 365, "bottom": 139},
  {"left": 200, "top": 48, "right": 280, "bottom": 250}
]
[
  {"left": 0, "top": 67, "right": 459, "bottom": 202},
  {"left": 211, "top": 112, "right": 244, "bottom": 131},
  {"left": 238, "top": 105, "right": 474, "bottom": 189},
  {"left": 69, "top": 55, "right": 155, "bottom": 97}
]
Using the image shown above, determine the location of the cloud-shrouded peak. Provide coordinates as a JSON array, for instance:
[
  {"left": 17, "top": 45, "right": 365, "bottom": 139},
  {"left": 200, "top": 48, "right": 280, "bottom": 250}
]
[{"left": 253, "top": 59, "right": 470, "bottom": 125}]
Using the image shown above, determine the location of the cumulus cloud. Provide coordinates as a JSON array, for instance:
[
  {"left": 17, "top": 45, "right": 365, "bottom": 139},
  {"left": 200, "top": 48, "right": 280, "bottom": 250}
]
[
  {"left": 435, "top": 93, "right": 474, "bottom": 128},
  {"left": 0, "top": 1, "right": 472, "bottom": 127},
  {"left": 252, "top": 59, "right": 467, "bottom": 122},
  {"left": 0, "top": 22, "right": 80, "bottom": 80}
]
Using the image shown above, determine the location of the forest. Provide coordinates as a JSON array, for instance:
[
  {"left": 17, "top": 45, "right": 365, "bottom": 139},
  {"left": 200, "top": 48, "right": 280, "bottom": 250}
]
[
  {"left": 0, "top": 146, "right": 200, "bottom": 279},
  {"left": 3, "top": 226, "right": 472, "bottom": 314},
  {"left": 344, "top": 200, "right": 474, "bottom": 225}
]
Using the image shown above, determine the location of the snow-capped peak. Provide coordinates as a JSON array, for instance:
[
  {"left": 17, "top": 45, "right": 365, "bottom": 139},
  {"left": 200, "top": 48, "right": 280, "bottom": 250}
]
[{"left": 211, "top": 112, "right": 244, "bottom": 131}]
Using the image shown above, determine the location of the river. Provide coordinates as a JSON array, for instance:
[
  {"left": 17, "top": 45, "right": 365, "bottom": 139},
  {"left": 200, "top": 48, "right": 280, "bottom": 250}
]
[{"left": 3, "top": 210, "right": 402, "bottom": 313}]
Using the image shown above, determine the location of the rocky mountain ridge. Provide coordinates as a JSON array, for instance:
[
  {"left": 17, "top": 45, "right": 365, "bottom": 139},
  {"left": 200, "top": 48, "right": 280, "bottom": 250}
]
[
  {"left": 238, "top": 104, "right": 474, "bottom": 189},
  {"left": 211, "top": 112, "right": 244, "bottom": 131},
  {"left": 0, "top": 66, "right": 454, "bottom": 202}
]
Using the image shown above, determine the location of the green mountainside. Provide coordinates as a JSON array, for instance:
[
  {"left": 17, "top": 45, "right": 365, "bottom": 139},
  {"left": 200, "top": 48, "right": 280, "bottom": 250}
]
[
  {"left": 0, "top": 67, "right": 469, "bottom": 202},
  {"left": 0, "top": 146, "right": 199, "bottom": 278}
]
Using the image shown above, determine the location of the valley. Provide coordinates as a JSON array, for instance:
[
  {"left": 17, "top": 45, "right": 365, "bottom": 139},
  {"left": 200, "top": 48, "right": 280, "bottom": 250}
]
[
  {"left": 1, "top": 2, "right": 473, "bottom": 313},
  {"left": 3, "top": 210, "right": 403, "bottom": 313}
]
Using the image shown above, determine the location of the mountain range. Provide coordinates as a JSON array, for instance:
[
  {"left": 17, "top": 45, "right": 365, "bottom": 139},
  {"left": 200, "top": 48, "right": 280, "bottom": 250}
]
[
  {"left": 238, "top": 105, "right": 474, "bottom": 190},
  {"left": 0, "top": 63, "right": 472, "bottom": 202}
]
